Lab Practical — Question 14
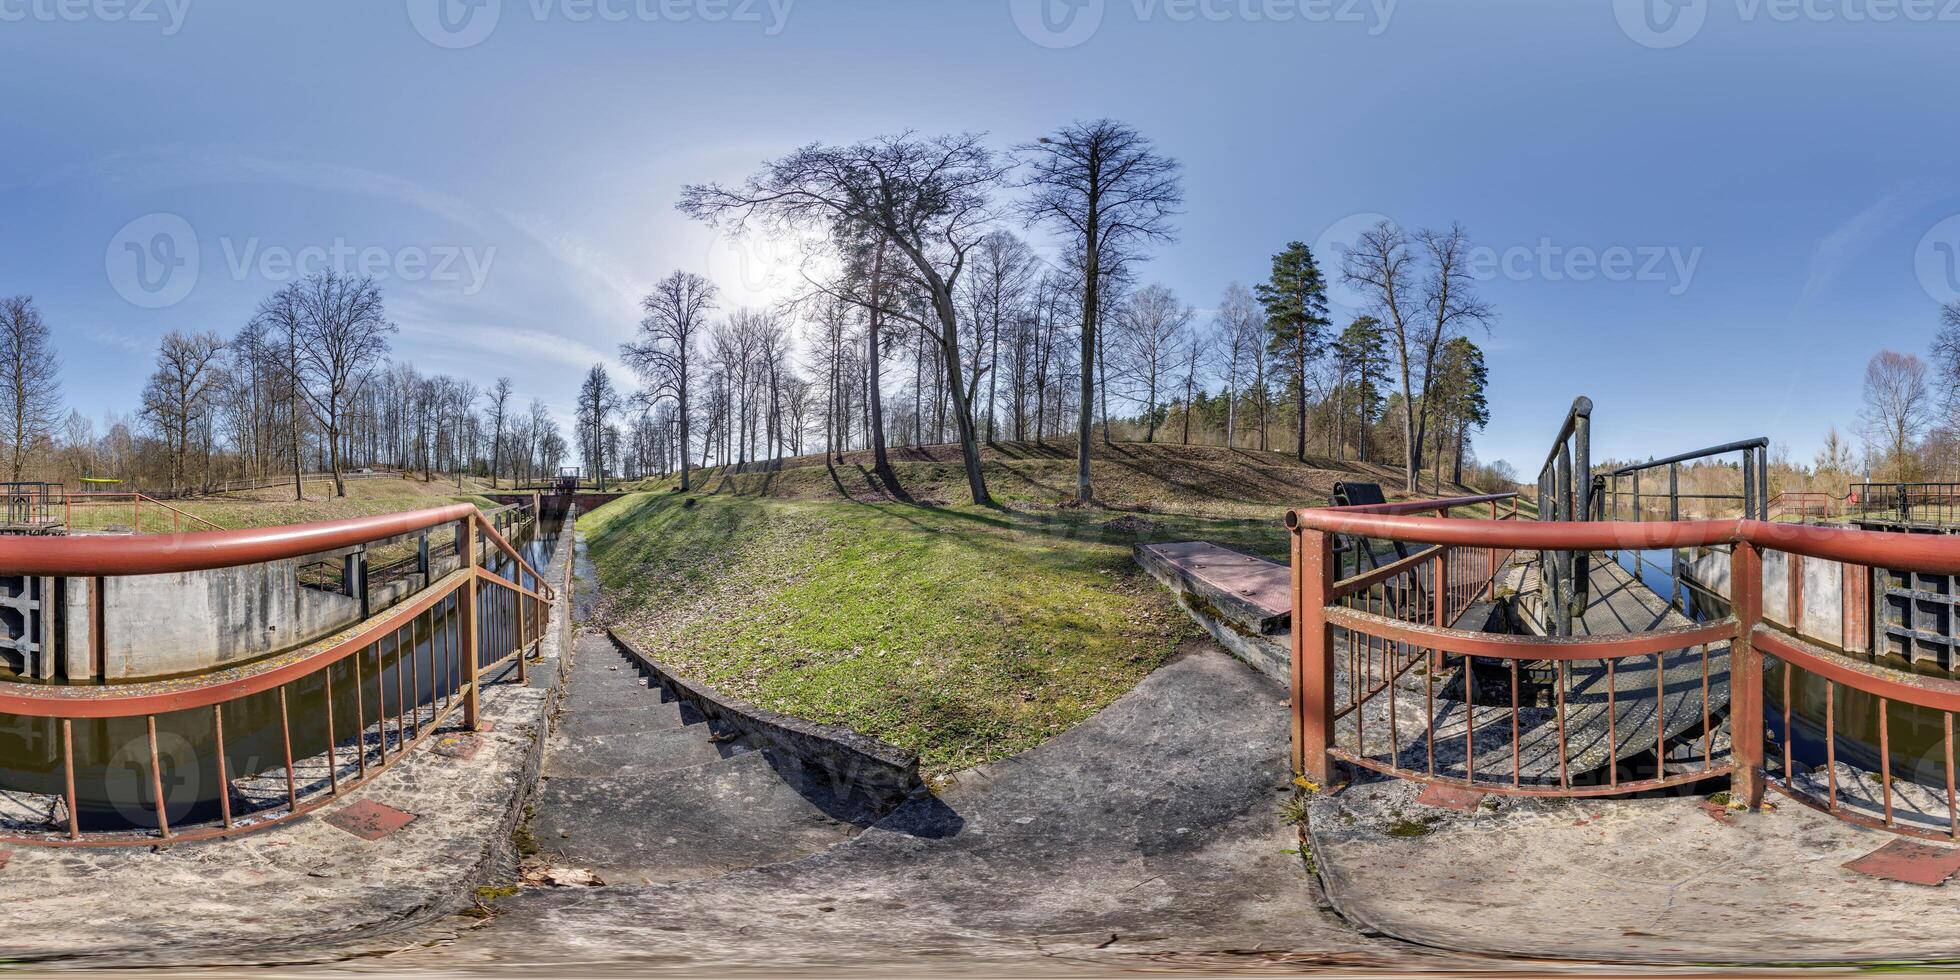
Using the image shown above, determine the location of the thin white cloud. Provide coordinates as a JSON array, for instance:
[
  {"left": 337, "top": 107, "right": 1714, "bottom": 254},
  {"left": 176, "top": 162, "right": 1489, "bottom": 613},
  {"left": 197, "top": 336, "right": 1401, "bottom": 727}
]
[{"left": 1801, "top": 184, "right": 1943, "bottom": 303}]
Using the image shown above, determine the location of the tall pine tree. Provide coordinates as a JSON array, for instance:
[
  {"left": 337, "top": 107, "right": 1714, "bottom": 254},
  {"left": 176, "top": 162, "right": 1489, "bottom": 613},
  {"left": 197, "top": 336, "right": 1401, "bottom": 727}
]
[
  {"left": 1335, "top": 315, "right": 1389, "bottom": 461},
  {"left": 1255, "top": 242, "right": 1331, "bottom": 462}
]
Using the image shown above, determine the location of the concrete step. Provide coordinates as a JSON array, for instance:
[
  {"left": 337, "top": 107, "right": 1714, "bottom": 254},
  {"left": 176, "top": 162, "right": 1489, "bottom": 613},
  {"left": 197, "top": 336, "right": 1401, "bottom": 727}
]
[
  {"left": 554, "top": 701, "right": 704, "bottom": 738},
  {"left": 546, "top": 727, "right": 755, "bottom": 778},
  {"left": 531, "top": 749, "right": 870, "bottom": 884},
  {"left": 568, "top": 680, "right": 690, "bottom": 712}
]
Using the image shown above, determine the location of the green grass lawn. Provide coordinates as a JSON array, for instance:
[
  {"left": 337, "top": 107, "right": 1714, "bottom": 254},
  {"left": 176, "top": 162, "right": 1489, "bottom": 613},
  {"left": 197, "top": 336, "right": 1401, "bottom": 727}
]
[
  {"left": 165, "top": 477, "right": 501, "bottom": 530},
  {"left": 580, "top": 492, "right": 1289, "bottom": 779}
]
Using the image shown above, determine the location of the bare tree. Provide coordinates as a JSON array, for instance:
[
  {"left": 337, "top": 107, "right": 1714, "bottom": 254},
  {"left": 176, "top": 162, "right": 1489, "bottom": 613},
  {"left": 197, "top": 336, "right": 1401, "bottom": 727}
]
[
  {"left": 141, "top": 330, "right": 226, "bottom": 494},
  {"left": 625, "top": 270, "right": 717, "bottom": 491},
  {"left": 291, "top": 271, "right": 394, "bottom": 497},
  {"left": 484, "top": 377, "right": 513, "bottom": 488},
  {"left": 1017, "top": 119, "right": 1182, "bottom": 504},
  {"left": 0, "top": 296, "right": 61, "bottom": 481},
  {"left": 577, "top": 364, "right": 619, "bottom": 490},
  {"left": 958, "top": 230, "right": 1038, "bottom": 444},
  {"left": 1215, "top": 283, "right": 1262, "bottom": 451},
  {"left": 681, "top": 132, "right": 1009, "bottom": 506},
  {"left": 1862, "top": 349, "right": 1931, "bottom": 482},
  {"left": 1109, "top": 284, "right": 1192, "bottom": 443},
  {"left": 1343, "top": 221, "right": 1493, "bottom": 492}
]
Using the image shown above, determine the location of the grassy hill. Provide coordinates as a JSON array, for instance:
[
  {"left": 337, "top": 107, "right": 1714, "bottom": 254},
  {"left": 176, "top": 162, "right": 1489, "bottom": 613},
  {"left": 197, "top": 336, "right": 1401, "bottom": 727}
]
[
  {"left": 166, "top": 476, "right": 501, "bottom": 530},
  {"left": 626, "top": 439, "right": 1472, "bottom": 519},
  {"left": 585, "top": 442, "right": 1491, "bottom": 781}
]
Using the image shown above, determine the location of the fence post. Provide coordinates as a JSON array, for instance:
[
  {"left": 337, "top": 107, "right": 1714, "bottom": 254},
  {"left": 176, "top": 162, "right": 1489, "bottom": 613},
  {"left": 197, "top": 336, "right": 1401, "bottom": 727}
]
[
  {"left": 516, "top": 582, "right": 529, "bottom": 685},
  {"left": 462, "top": 517, "right": 482, "bottom": 732},
  {"left": 1731, "top": 539, "right": 1766, "bottom": 810},
  {"left": 1292, "top": 521, "right": 1337, "bottom": 783}
]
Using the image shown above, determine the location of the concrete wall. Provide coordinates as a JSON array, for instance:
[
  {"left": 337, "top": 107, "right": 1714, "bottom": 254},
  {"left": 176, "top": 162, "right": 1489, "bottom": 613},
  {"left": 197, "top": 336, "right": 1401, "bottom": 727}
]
[
  {"left": 1683, "top": 547, "right": 1869, "bottom": 653},
  {"left": 92, "top": 551, "right": 364, "bottom": 680}
]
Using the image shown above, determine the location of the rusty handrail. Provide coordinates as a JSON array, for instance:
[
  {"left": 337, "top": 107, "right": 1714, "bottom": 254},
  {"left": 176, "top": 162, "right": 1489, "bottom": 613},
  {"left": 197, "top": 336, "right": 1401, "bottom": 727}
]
[
  {"left": 0, "top": 504, "right": 558, "bottom": 846},
  {"left": 1290, "top": 506, "right": 1960, "bottom": 575},
  {"left": 1291, "top": 498, "right": 1960, "bottom": 839},
  {"left": 0, "top": 504, "right": 476, "bottom": 577}
]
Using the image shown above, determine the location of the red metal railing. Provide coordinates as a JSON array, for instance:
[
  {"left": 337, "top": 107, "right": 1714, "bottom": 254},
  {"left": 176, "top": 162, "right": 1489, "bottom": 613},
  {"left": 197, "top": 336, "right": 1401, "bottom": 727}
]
[
  {"left": 1767, "top": 491, "right": 1837, "bottom": 523},
  {"left": 0, "top": 504, "right": 556, "bottom": 846},
  {"left": 1289, "top": 496, "right": 1960, "bottom": 838},
  {"left": 55, "top": 491, "right": 226, "bottom": 534}
]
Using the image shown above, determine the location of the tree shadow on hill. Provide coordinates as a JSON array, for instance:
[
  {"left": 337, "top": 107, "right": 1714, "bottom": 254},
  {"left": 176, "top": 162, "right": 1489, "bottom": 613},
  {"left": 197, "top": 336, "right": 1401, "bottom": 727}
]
[{"left": 823, "top": 460, "right": 915, "bottom": 505}]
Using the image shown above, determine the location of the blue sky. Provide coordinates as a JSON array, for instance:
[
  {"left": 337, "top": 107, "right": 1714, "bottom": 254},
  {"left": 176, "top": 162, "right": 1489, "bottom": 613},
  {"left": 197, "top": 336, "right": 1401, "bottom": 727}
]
[{"left": 2, "top": 0, "right": 1956, "bottom": 474}]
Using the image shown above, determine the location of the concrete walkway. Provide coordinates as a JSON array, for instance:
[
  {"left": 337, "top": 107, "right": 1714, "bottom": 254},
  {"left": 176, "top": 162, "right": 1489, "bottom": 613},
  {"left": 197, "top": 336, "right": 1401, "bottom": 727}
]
[
  {"left": 304, "top": 640, "right": 1441, "bottom": 974},
  {"left": 1311, "top": 777, "right": 1960, "bottom": 966}
]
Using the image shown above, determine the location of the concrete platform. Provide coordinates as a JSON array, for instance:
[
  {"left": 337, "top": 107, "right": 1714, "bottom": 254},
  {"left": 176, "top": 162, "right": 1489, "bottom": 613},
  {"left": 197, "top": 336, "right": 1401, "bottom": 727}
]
[
  {"left": 1135, "top": 541, "right": 1292, "bottom": 681},
  {"left": 1309, "top": 776, "right": 1960, "bottom": 965}
]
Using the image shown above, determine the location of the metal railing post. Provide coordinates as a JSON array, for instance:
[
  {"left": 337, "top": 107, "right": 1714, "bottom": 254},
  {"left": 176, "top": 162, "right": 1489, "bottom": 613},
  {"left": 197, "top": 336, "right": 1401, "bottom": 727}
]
[
  {"left": 462, "top": 517, "right": 482, "bottom": 732},
  {"left": 1731, "top": 539, "right": 1766, "bottom": 810},
  {"left": 1292, "top": 522, "right": 1336, "bottom": 784}
]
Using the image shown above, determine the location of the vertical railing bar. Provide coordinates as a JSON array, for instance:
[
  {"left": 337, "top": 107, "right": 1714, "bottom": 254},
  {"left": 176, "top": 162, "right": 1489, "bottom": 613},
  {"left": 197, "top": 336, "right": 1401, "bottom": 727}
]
[
  {"left": 214, "top": 705, "right": 232, "bottom": 829},
  {"left": 1655, "top": 651, "right": 1667, "bottom": 779},
  {"left": 408, "top": 609, "right": 422, "bottom": 742},
  {"left": 1607, "top": 659, "right": 1618, "bottom": 788},
  {"left": 1946, "top": 711, "right": 1958, "bottom": 839},
  {"left": 62, "top": 719, "right": 79, "bottom": 840},
  {"left": 1424, "top": 653, "right": 1436, "bottom": 776},
  {"left": 324, "top": 665, "right": 340, "bottom": 796},
  {"left": 146, "top": 715, "right": 170, "bottom": 840},
  {"left": 1880, "top": 698, "right": 1894, "bottom": 827},
  {"left": 1781, "top": 659, "right": 1792, "bottom": 782},
  {"left": 1826, "top": 680, "right": 1837, "bottom": 812},
  {"left": 1463, "top": 651, "right": 1476, "bottom": 785},
  {"left": 1556, "top": 660, "right": 1570, "bottom": 789},
  {"left": 1701, "top": 644, "right": 1712, "bottom": 770},
  {"left": 278, "top": 685, "right": 298, "bottom": 813},
  {"left": 393, "top": 626, "right": 407, "bottom": 756},
  {"left": 1510, "top": 658, "right": 1520, "bottom": 788},
  {"left": 353, "top": 646, "right": 368, "bottom": 778},
  {"left": 373, "top": 635, "right": 388, "bottom": 764}
]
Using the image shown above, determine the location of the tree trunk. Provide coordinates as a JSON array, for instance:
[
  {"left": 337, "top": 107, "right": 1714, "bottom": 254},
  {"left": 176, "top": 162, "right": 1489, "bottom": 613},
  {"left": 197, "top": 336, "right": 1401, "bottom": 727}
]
[{"left": 1294, "top": 336, "right": 1308, "bottom": 462}]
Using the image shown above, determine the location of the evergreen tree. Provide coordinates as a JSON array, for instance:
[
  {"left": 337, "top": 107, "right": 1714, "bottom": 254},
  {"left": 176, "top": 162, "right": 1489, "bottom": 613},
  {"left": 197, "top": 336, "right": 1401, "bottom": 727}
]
[
  {"left": 1255, "top": 242, "right": 1330, "bottom": 462},
  {"left": 1431, "top": 337, "right": 1490, "bottom": 486},
  {"left": 1335, "top": 316, "right": 1389, "bottom": 462}
]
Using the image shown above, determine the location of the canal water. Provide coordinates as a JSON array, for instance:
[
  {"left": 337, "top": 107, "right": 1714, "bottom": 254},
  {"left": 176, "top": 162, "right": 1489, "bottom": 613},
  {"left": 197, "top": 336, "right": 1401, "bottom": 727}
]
[{"left": 0, "top": 511, "right": 567, "bottom": 833}]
